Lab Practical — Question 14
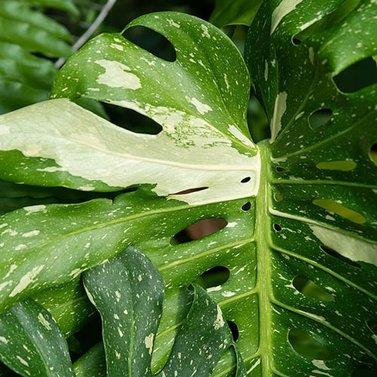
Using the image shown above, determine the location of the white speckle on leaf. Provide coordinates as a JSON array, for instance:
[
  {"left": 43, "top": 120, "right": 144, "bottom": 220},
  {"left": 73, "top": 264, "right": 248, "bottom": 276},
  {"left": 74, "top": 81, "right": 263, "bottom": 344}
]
[
  {"left": 16, "top": 356, "right": 29, "bottom": 367},
  {"left": 201, "top": 24, "right": 211, "bottom": 38},
  {"left": 227, "top": 222, "right": 237, "bottom": 228},
  {"left": 167, "top": 19, "right": 180, "bottom": 28},
  {"left": 312, "top": 360, "right": 331, "bottom": 370},
  {"left": 95, "top": 59, "right": 141, "bottom": 90},
  {"left": 188, "top": 97, "right": 212, "bottom": 114},
  {"left": 270, "top": 92, "right": 287, "bottom": 143},
  {"left": 15, "top": 244, "right": 27, "bottom": 251},
  {"left": 24, "top": 205, "right": 46, "bottom": 214},
  {"left": 271, "top": 0, "right": 305, "bottom": 34},
  {"left": 207, "top": 285, "right": 222, "bottom": 292},
  {"left": 144, "top": 333, "right": 154, "bottom": 354},
  {"left": 37, "top": 166, "right": 65, "bottom": 173},
  {"left": 9, "top": 265, "right": 45, "bottom": 297},
  {"left": 38, "top": 313, "right": 52, "bottom": 330},
  {"left": 213, "top": 306, "right": 225, "bottom": 329},
  {"left": 0, "top": 337, "right": 8, "bottom": 344},
  {"left": 110, "top": 43, "right": 124, "bottom": 51},
  {"left": 22, "top": 230, "right": 40, "bottom": 238}
]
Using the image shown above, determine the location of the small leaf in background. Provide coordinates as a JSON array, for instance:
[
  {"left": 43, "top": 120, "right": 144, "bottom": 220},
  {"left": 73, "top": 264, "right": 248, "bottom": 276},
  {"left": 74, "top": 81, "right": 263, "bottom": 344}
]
[
  {"left": 0, "top": 299, "right": 74, "bottom": 377},
  {"left": 210, "top": 0, "right": 263, "bottom": 28}
]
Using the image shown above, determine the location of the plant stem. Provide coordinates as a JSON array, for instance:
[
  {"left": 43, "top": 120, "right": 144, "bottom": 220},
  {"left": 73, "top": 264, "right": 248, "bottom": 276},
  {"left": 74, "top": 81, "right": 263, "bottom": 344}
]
[{"left": 55, "top": 0, "right": 117, "bottom": 68}]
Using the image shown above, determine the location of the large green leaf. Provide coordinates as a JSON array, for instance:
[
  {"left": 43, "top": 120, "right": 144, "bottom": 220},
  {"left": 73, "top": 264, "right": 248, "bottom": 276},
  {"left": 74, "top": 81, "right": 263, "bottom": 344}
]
[
  {"left": 83, "top": 247, "right": 244, "bottom": 376},
  {"left": 0, "top": 299, "right": 74, "bottom": 376},
  {"left": 0, "top": 5, "right": 376, "bottom": 377}
]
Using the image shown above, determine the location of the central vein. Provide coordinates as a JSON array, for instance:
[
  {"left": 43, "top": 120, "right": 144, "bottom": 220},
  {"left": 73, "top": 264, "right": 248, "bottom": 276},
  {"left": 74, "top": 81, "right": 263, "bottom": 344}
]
[{"left": 255, "top": 141, "right": 273, "bottom": 376}]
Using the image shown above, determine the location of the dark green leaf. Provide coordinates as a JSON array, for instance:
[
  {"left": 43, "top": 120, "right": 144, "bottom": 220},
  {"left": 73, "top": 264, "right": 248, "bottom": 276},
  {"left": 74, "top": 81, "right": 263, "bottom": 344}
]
[
  {"left": 83, "top": 247, "right": 164, "bottom": 376},
  {"left": 210, "top": 0, "right": 263, "bottom": 28},
  {"left": 0, "top": 299, "right": 74, "bottom": 376}
]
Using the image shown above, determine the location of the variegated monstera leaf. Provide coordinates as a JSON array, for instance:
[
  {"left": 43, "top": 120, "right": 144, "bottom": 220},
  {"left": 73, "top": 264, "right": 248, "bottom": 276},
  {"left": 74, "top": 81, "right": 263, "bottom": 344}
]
[{"left": 0, "top": 1, "right": 376, "bottom": 376}]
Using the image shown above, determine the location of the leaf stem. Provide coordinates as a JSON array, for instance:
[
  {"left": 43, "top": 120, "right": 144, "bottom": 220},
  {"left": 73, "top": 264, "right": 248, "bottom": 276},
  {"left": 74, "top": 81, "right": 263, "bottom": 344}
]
[{"left": 55, "top": 0, "right": 118, "bottom": 68}]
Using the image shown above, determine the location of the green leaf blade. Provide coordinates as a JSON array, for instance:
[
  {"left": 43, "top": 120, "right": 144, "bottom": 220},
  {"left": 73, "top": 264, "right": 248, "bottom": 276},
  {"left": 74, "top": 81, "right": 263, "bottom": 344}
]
[
  {"left": 0, "top": 299, "right": 74, "bottom": 377},
  {"left": 83, "top": 247, "right": 164, "bottom": 377}
]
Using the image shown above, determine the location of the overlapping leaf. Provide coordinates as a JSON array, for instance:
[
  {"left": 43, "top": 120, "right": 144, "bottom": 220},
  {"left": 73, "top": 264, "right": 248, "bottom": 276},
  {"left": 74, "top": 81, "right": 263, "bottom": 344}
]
[
  {"left": 83, "top": 247, "right": 245, "bottom": 376},
  {"left": 0, "top": 299, "right": 74, "bottom": 377}
]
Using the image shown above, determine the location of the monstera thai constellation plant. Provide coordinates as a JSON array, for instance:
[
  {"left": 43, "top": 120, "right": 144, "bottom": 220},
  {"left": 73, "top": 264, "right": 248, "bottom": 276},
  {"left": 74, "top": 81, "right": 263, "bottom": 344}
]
[{"left": 0, "top": 0, "right": 376, "bottom": 376}]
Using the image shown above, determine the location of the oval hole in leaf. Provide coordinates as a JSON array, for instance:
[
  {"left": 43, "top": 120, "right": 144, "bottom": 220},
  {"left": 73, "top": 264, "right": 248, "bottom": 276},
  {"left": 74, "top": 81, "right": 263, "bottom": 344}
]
[
  {"left": 123, "top": 26, "right": 176, "bottom": 62},
  {"left": 170, "top": 187, "right": 208, "bottom": 195},
  {"left": 292, "top": 275, "right": 334, "bottom": 302},
  {"left": 309, "top": 109, "right": 332, "bottom": 129},
  {"left": 369, "top": 143, "right": 377, "bottom": 166},
  {"left": 227, "top": 320, "right": 239, "bottom": 341},
  {"left": 288, "top": 328, "right": 336, "bottom": 360},
  {"left": 292, "top": 37, "right": 302, "bottom": 45},
  {"left": 171, "top": 218, "right": 228, "bottom": 244},
  {"left": 273, "top": 223, "right": 282, "bottom": 232},
  {"left": 197, "top": 266, "right": 230, "bottom": 289},
  {"left": 102, "top": 102, "right": 163, "bottom": 135},
  {"left": 320, "top": 245, "right": 361, "bottom": 268},
  {"left": 333, "top": 57, "right": 377, "bottom": 93},
  {"left": 242, "top": 202, "right": 251, "bottom": 211},
  {"left": 275, "top": 166, "right": 286, "bottom": 173},
  {"left": 313, "top": 199, "right": 367, "bottom": 224}
]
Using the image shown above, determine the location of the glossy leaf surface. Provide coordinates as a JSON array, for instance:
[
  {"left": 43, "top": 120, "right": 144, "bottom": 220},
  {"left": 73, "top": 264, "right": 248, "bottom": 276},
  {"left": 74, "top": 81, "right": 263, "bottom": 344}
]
[
  {"left": 84, "top": 247, "right": 244, "bottom": 376},
  {"left": 0, "top": 3, "right": 376, "bottom": 377},
  {"left": 0, "top": 299, "right": 74, "bottom": 377}
]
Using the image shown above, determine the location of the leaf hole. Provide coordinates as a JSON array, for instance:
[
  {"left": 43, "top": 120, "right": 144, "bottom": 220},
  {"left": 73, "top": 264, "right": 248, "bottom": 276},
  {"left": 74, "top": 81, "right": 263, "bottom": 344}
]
[
  {"left": 171, "top": 218, "right": 228, "bottom": 244},
  {"left": 241, "top": 202, "right": 251, "bottom": 211},
  {"left": 273, "top": 223, "right": 282, "bottom": 232},
  {"left": 288, "top": 328, "right": 336, "bottom": 360},
  {"left": 308, "top": 108, "right": 333, "bottom": 129},
  {"left": 292, "top": 275, "right": 335, "bottom": 302},
  {"left": 292, "top": 37, "right": 302, "bottom": 45},
  {"left": 275, "top": 166, "right": 286, "bottom": 173},
  {"left": 227, "top": 320, "right": 239, "bottom": 341},
  {"left": 123, "top": 26, "right": 176, "bottom": 62},
  {"left": 333, "top": 57, "right": 377, "bottom": 93},
  {"left": 320, "top": 245, "right": 361, "bottom": 268},
  {"left": 241, "top": 177, "right": 251, "bottom": 183},
  {"left": 102, "top": 102, "right": 163, "bottom": 135},
  {"left": 369, "top": 143, "right": 377, "bottom": 166},
  {"left": 170, "top": 187, "right": 208, "bottom": 195},
  {"left": 197, "top": 266, "right": 230, "bottom": 289},
  {"left": 313, "top": 199, "right": 367, "bottom": 224}
]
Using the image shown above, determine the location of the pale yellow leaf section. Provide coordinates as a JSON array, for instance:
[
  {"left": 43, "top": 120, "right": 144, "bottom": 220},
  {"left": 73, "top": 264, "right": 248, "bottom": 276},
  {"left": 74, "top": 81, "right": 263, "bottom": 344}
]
[{"left": 0, "top": 99, "right": 260, "bottom": 205}]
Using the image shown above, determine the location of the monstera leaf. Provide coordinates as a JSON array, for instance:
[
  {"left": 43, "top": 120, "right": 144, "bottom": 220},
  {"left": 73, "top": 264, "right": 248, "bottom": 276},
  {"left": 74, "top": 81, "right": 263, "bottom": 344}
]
[{"left": 0, "top": 2, "right": 376, "bottom": 376}]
